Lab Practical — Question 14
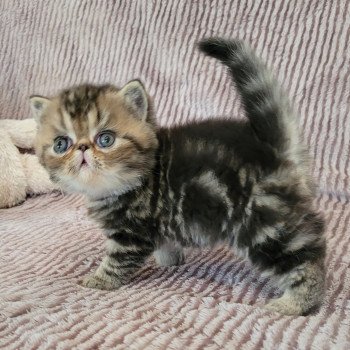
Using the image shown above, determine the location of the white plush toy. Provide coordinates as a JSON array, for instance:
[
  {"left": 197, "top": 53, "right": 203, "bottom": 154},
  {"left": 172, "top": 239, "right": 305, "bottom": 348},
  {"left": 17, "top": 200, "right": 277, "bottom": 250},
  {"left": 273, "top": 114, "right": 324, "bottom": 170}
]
[{"left": 0, "top": 118, "right": 58, "bottom": 208}]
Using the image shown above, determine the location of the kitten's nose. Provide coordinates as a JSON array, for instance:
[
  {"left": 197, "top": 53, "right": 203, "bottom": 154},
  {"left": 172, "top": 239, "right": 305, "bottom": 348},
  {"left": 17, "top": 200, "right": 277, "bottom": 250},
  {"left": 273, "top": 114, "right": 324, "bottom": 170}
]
[{"left": 78, "top": 144, "right": 89, "bottom": 152}]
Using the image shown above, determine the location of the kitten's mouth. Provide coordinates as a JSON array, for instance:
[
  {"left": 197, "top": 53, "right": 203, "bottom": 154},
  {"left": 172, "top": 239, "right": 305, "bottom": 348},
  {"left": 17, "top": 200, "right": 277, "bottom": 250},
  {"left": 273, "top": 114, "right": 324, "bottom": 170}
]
[
  {"left": 80, "top": 159, "right": 89, "bottom": 169},
  {"left": 79, "top": 155, "right": 90, "bottom": 169}
]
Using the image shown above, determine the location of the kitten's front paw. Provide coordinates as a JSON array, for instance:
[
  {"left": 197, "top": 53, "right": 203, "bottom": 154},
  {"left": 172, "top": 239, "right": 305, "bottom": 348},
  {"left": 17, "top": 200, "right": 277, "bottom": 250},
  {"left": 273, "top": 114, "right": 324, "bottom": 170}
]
[{"left": 79, "top": 274, "right": 122, "bottom": 291}]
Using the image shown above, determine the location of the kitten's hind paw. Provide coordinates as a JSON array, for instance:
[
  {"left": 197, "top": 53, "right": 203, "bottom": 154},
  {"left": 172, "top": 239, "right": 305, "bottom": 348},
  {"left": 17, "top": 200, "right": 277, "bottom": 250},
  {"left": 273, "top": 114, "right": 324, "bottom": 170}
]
[
  {"left": 264, "top": 296, "right": 303, "bottom": 316},
  {"left": 79, "top": 273, "right": 122, "bottom": 291}
]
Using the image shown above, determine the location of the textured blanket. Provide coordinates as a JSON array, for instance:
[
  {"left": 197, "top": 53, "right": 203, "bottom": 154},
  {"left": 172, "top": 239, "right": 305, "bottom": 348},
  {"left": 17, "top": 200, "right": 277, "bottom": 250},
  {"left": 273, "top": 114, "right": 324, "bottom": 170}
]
[{"left": 1, "top": 0, "right": 349, "bottom": 349}]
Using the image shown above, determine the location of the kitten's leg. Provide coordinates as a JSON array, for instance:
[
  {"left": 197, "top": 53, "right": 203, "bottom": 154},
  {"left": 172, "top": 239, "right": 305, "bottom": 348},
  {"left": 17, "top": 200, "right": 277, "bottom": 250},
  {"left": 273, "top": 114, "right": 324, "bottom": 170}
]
[
  {"left": 264, "top": 261, "right": 325, "bottom": 315},
  {"left": 80, "top": 238, "right": 153, "bottom": 290},
  {"left": 241, "top": 207, "right": 326, "bottom": 315},
  {"left": 154, "top": 241, "right": 185, "bottom": 267}
]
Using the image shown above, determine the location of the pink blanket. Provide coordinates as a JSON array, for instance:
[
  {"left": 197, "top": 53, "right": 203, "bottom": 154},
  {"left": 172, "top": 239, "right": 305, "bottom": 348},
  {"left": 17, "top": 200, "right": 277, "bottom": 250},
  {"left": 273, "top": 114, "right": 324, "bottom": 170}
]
[{"left": 1, "top": 0, "right": 349, "bottom": 348}]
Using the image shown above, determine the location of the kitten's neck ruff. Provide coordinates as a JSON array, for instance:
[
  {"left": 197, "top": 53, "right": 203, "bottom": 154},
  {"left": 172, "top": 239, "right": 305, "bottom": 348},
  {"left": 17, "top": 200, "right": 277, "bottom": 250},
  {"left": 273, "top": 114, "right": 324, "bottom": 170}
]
[{"left": 85, "top": 176, "right": 148, "bottom": 202}]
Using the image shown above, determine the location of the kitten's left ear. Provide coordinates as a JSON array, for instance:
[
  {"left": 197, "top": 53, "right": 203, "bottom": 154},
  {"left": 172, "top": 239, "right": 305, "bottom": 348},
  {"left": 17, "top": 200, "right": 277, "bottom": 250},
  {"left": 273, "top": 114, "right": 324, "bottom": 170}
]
[
  {"left": 29, "top": 96, "right": 51, "bottom": 122},
  {"left": 119, "top": 80, "right": 149, "bottom": 122}
]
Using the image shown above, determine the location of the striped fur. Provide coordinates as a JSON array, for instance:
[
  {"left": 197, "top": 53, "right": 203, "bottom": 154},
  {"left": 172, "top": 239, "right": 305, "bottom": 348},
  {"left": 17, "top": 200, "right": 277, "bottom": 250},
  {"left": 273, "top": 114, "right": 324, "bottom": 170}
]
[{"left": 32, "top": 39, "right": 325, "bottom": 316}]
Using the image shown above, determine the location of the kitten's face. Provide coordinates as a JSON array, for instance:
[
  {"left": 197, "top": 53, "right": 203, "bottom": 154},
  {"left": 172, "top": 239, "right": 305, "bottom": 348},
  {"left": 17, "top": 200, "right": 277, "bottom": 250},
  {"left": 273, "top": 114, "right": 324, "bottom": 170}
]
[{"left": 31, "top": 81, "right": 158, "bottom": 198}]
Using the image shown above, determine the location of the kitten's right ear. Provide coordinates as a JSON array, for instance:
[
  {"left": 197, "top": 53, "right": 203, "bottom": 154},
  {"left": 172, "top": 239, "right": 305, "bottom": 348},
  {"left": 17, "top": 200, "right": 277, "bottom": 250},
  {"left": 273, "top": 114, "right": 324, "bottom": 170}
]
[{"left": 29, "top": 96, "right": 51, "bottom": 122}]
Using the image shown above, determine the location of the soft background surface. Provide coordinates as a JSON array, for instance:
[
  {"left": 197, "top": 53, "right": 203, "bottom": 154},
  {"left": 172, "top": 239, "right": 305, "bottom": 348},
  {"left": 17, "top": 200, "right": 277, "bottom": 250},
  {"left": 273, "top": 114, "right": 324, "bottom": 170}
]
[{"left": 0, "top": 0, "right": 349, "bottom": 349}]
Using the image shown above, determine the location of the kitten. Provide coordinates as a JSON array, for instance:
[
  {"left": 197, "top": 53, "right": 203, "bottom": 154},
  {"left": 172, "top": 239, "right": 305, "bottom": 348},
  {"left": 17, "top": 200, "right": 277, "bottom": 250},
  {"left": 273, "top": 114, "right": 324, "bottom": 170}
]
[{"left": 30, "top": 38, "right": 325, "bottom": 316}]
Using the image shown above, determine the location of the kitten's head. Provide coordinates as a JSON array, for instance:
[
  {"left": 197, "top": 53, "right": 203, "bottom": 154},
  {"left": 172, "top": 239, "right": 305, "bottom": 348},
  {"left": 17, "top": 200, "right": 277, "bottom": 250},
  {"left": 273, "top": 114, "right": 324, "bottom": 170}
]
[{"left": 30, "top": 81, "right": 158, "bottom": 198}]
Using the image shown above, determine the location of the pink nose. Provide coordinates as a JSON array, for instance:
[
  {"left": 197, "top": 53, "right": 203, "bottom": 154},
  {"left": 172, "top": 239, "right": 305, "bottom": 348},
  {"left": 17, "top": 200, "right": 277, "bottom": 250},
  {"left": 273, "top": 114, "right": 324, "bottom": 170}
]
[{"left": 78, "top": 144, "right": 89, "bottom": 152}]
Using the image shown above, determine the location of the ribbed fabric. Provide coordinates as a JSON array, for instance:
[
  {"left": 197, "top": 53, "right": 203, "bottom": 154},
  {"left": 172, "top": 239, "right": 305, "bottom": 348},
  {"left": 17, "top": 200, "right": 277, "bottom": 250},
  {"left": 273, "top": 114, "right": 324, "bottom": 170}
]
[
  {"left": 1, "top": 193, "right": 349, "bottom": 349},
  {"left": 0, "top": 1, "right": 349, "bottom": 349}
]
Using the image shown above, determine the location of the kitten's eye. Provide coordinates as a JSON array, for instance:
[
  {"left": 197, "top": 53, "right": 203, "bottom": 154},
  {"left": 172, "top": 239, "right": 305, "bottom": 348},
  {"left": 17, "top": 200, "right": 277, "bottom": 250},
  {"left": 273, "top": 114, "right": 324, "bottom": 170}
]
[
  {"left": 96, "top": 131, "right": 115, "bottom": 148},
  {"left": 53, "top": 136, "right": 71, "bottom": 154}
]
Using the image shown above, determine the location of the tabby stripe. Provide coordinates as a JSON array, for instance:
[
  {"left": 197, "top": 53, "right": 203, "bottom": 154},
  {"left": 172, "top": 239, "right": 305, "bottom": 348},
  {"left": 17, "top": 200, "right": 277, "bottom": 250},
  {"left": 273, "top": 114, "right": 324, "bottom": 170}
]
[
  {"left": 150, "top": 140, "right": 162, "bottom": 216},
  {"left": 110, "top": 231, "right": 153, "bottom": 248},
  {"left": 249, "top": 238, "right": 325, "bottom": 274},
  {"left": 123, "top": 134, "right": 145, "bottom": 153}
]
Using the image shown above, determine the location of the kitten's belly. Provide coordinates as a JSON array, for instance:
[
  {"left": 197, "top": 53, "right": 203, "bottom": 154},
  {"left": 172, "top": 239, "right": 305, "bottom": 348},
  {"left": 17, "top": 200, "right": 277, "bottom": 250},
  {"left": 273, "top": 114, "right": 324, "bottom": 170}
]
[
  {"left": 187, "top": 222, "right": 217, "bottom": 247},
  {"left": 182, "top": 218, "right": 249, "bottom": 262}
]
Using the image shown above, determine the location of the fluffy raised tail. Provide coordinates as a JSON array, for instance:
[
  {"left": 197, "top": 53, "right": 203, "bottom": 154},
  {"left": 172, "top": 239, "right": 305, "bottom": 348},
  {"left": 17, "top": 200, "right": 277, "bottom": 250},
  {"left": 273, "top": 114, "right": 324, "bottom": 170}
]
[{"left": 199, "top": 38, "right": 298, "bottom": 156}]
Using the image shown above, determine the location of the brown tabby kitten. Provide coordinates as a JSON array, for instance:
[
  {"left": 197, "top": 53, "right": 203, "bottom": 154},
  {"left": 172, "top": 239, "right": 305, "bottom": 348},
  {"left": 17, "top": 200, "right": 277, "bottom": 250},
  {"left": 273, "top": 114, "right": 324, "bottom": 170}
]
[{"left": 30, "top": 38, "right": 325, "bottom": 316}]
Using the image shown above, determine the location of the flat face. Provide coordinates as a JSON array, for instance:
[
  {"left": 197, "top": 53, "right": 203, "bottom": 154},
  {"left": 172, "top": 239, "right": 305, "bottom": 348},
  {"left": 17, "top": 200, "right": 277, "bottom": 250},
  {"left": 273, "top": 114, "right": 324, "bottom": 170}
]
[{"left": 34, "top": 84, "right": 158, "bottom": 198}]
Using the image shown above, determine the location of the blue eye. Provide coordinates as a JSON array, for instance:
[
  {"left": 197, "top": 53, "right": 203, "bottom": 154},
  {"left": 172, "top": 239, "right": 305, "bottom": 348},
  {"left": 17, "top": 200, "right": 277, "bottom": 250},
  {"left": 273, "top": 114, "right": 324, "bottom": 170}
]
[
  {"left": 53, "top": 136, "right": 71, "bottom": 154},
  {"left": 96, "top": 131, "right": 115, "bottom": 148}
]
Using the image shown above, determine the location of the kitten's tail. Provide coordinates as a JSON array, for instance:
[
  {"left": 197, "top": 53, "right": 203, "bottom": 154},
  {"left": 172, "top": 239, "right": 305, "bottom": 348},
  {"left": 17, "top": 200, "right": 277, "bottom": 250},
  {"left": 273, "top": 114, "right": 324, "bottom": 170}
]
[{"left": 199, "top": 38, "right": 298, "bottom": 156}]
